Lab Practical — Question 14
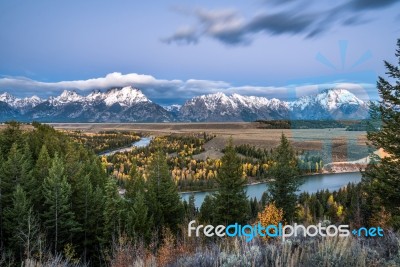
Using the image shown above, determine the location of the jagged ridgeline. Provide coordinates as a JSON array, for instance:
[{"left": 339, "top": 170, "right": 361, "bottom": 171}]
[{"left": 0, "top": 87, "right": 369, "bottom": 122}]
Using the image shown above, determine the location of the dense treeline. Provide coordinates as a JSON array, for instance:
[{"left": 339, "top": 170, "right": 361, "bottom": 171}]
[
  {"left": 0, "top": 122, "right": 185, "bottom": 266},
  {"left": 65, "top": 130, "right": 141, "bottom": 154},
  {"left": 234, "top": 144, "right": 323, "bottom": 175},
  {"left": 1, "top": 122, "right": 399, "bottom": 266},
  {"left": 100, "top": 134, "right": 219, "bottom": 191},
  {"left": 101, "top": 134, "right": 324, "bottom": 192},
  {"left": 255, "top": 119, "right": 359, "bottom": 129}
]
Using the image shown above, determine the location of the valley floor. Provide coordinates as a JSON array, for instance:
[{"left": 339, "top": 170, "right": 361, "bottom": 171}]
[{"left": 48, "top": 122, "right": 368, "bottom": 163}]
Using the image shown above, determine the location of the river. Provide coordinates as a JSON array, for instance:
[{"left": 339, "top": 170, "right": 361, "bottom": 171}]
[
  {"left": 99, "top": 137, "right": 152, "bottom": 156},
  {"left": 98, "top": 138, "right": 363, "bottom": 209},
  {"left": 180, "top": 172, "right": 362, "bottom": 208}
]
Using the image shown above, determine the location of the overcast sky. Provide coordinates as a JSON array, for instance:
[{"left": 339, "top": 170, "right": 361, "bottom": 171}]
[{"left": 0, "top": 0, "right": 399, "bottom": 104}]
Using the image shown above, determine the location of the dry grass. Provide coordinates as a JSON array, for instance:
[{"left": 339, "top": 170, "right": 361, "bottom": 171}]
[{"left": 49, "top": 123, "right": 368, "bottom": 162}]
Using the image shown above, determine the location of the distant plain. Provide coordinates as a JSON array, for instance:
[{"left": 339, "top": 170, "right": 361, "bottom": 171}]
[{"left": 44, "top": 122, "right": 368, "bottom": 163}]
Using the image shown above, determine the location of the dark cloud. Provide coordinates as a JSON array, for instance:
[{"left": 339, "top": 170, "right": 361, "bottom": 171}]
[
  {"left": 163, "top": 0, "right": 400, "bottom": 46},
  {"left": 349, "top": 0, "right": 399, "bottom": 10},
  {"left": 246, "top": 12, "right": 316, "bottom": 35}
]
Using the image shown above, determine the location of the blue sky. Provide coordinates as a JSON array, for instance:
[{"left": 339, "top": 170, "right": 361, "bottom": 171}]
[{"left": 0, "top": 0, "right": 399, "bottom": 104}]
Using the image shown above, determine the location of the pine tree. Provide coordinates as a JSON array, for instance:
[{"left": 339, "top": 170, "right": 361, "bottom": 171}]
[
  {"left": 124, "top": 163, "right": 152, "bottom": 241},
  {"left": 74, "top": 174, "right": 103, "bottom": 264},
  {"left": 363, "top": 39, "right": 400, "bottom": 229},
  {"left": 0, "top": 143, "right": 31, "bottom": 209},
  {"left": 214, "top": 138, "right": 248, "bottom": 225},
  {"left": 125, "top": 191, "right": 152, "bottom": 242},
  {"left": 186, "top": 194, "right": 196, "bottom": 221},
  {"left": 125, "top": 164, "right": 145, "bottom": 201},
  {"left": 146, "top": 149, "right": 183, "bottom": 233},
  {"left": 267, "top": 133, "right": 301, "bottom": 222},
  {"left": 102, "top": 177, "right": 123, "bottom": 244},
  {"left": 0, "top": 121, "right": 22, "bottom": 156},
  {"left": 199, "top": 195, "right": 215, "bottom": 223},
  {"left": 31, "top": 145, "right": 51, "bottom": 212},
  {"left": 4, "top": 185, "right": 40, "bottom": 260},
  {"left": 42, "top": 153, "right": 79, "bottom": 253}
]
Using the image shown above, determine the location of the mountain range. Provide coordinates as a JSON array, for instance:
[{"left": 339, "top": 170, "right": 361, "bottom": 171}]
[{"left": 0, "top": 86, "right": 369, "bottom": 122}]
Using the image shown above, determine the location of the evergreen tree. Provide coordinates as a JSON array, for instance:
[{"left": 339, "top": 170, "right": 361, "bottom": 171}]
[
  {"left": 214, "top": 138, "right": 248, "bottom": 224},
  {"left": 42, "top": 153, "right": 79, "bottom": 253},
  {"left": 102, "top": 177, "right": 123, "bottom": 244},
  {"left": 0, "top": 121, "right": 22, "bottom": 156},
  {"left": 74, "top": 174, "right": 103, "bottom": 264},
  {"left": 125, "top": 164, "right": 145, "bottom": 201},
  {"left": 186, "top": 194, "right": 197, "bottom": 221},
  {"left": 19, "top": 141, "right": 35, "bottom": 195},
  {"left": 124, "top": 163, "right": 152, "bottom": 241},
  {"left": 125, "top": 191, "right": 152, "bottom": 242},
  {"left": 4, "top": 185, "right": 40, "bottom": 260},
  {"left": 146, "top": 149, "right": 183, "bottom": 233},
  {"left": 199, "top": 195, "right": 215, "bottom": 223},
  {"left": 0, "top": 143, "right": 31, "bottom": 209},
  {"left": 363, "top": 38, "right": 400, "bottom": 229},
  {"left": 31, "top": 145, "right": 51, "bottom": 212},
  {"left": 267, "top": 133, "right": 301, "bottom": 222}
]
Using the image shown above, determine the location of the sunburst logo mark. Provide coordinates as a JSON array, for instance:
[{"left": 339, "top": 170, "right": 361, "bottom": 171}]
[
  {"left": 316, "top": 40, "right": 372, "bottom": 71},
  {"left": 289, "top": 40, "right": 377, "bottom": 172}
]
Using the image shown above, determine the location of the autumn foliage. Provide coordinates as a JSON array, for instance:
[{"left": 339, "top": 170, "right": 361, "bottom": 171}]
[{"left": 257, "top": 202, "right": 284, "bottom": 239}]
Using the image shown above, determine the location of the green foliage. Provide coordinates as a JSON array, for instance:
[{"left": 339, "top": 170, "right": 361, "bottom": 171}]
[
  {"left": 185, "top": 194, "right": 197, "bottom": 221},
  {"left": 125, "top": 191, "right": 152, "bottom": 242},
  {"left": 146, "top": 149, "right": 184, "bottom": 233},
  {"left": 0, "top": 121, "right": 23, "bottom": 156},
  {"left": 31, "top": 145, "right": 51, "bottom": 212},
  {"left": 102, "top": 177, "right": 123, "bottom": 244},
  {"left": 0, "top": 143, "right": 32, "bottom": 209},
  {"left": 124, "top": 163, "right": 152, "bottom": 241},
  {"left": 4, "top": 185, "right": 40, "bottom": 260},
  {"left": 3, "top": 118, "right": 396, "bottom": 265},
  {"left": 66, "top": 130, "right": 141, "bottom": 154},
  {"left": 199, "top": 195, "right": 215, "bottom": 223},
  {"left": 267, "top": 133, "right": 301, "bottom": 222},
  {"left": 73, "top": 174, "right": 104, "bottom": 264},
  {"left": 363, "top": 38, "right": 400, "bottom": 229},
  {"left": 297, "top": 183, "right": 369, "bottom": 227},
  {"left": 214, "top": 138, "right": 248, "bottom": 224},
  {"left": 42, "top": 153, "right": 80, "bottom": 253}
]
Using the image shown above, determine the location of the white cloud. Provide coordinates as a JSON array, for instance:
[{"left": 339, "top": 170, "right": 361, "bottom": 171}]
[{"left": 0, "top": 72, "right": 376, "bottom": 103}]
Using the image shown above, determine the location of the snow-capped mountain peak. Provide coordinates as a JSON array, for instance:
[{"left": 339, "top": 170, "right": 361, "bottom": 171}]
[
  {"left": 0, "top": 87, "right": 369, "bottom": 122},
  {"left": 86, "top": 90, "right": 103, "bottom": 102},
  {"left": 0, "top": 92, "right": 43, "bottom": 108},
  {"left": 46, "top": 86, "right": 151, "bottom": 107},
  {"left": 193, "top": 92, "right": 238, "bottom": 111},
  {"left": 292, "top": 88, "right": 364, "bottom": 111},
  {"left": 0, "top": 92, "right": 16, "bottom": 103},
  {"left": 57, "top": 90, "right": 84, "bottom": 103},
  {"left": 103, "top": 86, "right": 150, "bottom": 107}
]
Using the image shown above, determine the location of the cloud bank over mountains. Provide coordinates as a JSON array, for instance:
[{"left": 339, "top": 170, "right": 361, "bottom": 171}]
[{"left": 0, "top": 72, "right": 377, "bottom": 104}]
